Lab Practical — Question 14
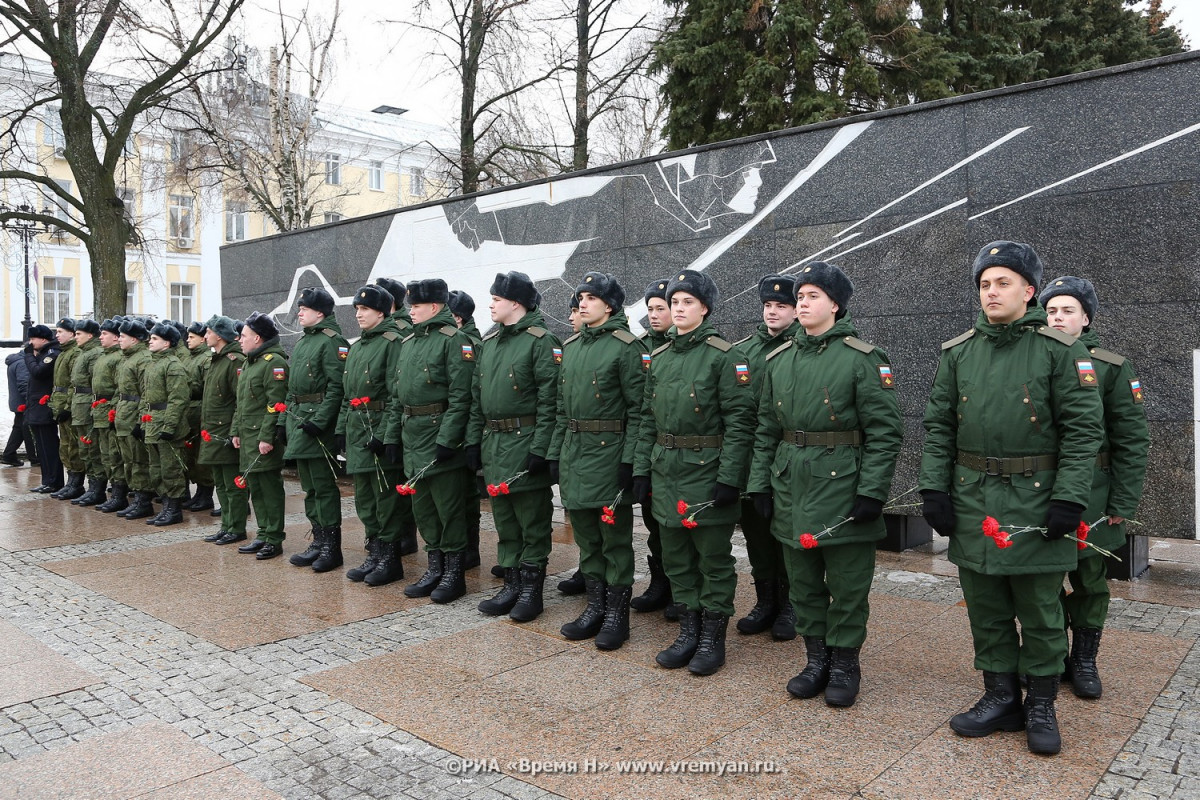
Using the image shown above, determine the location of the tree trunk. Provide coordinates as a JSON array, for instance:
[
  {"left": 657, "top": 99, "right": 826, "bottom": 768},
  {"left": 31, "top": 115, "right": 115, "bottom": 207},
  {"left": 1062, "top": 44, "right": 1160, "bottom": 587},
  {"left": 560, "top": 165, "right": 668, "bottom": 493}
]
[{"left": 572, "top": 0, "right": 590, "bottom": 171}]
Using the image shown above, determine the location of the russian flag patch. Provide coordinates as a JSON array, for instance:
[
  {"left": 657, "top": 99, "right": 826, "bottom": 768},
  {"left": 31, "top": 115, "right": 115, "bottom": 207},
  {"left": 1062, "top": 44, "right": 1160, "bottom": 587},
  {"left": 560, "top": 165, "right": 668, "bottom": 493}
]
[
  {"left": 337, "top": 346, "right": 349, "bottom": 361},
  {"left": 734, "top": 363, "right": 751, "bottom": 384},
  {"left": 273, "top": 367, "right": 286, "bottom": 381},
  {"left": 552, "top": 347, "right": 563, "bottom": 365},
  {"left": 1076, "top": 360, "right": 1097, "bottom": 386},
  {"left": 641, "top": 353, "right": 652, "bottom": 370},
  {"left": 461, "top": 344, "right": 474, "bottom": 361},
  {"left": 878, "top": 364, "right": 895, "bottom": 388}
]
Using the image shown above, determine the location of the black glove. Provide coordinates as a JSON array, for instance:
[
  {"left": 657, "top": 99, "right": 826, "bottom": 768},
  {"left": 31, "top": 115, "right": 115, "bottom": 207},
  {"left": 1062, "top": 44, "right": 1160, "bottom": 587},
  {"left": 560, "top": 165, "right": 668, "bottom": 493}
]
[
  {"left": 157, "top": 429, "right": 175, "bottom": 441},
  {"left": 384, "top": 443, "right": 401, "bottom": 464},
  {"left": 1044, "top": 500, "right": 1085, "bottom": 541},
  {"left": 526, "top": 453, "right": 548, "bottom": 474},
  {"left": 366, "top": 436, "right": 385, "bottom": 455},
  {"left": 465, "top": 444, "right": 482, "bottom": 472},
  {"left": 131, "top": 425, "right": 144, "bottom": 441},
  {"left": 752, "top": 492, "right": 773, "bottom": 519},
  {"left": 435, "top": 444, "right": 456, "bottom": 462},
  {"left": 850, "top": 495, "right": 884, "bottom": 523},
  {"left": 710, "top": 482, "right": 739, "bottom": 508},
  {"left": 921, "top": 490, "right": 955, "bottom": 537},
  {"left": 548, "top": 460, "right": 560, "bottom": 483},
  {"left": 56, "top": 409, "right": 70, "bottom": 423},
  {"left": 300, "top": 421, "right": 323, "bottom": 437},
  {"left": 617, "top": 463, "right": 634, "bottom": 492},
  {"left": 333, "top": 433, "right": 346, "bottom": 453},
  {"left": 275, "top": 426, "right": 287, "bottom": 446},
  {"left": 633, "top": 475, "right": 652, "bottom": 506}
]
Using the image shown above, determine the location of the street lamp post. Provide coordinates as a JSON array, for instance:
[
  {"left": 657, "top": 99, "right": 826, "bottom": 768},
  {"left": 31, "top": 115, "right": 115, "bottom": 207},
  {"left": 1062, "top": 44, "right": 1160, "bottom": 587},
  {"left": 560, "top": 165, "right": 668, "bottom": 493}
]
[{"left": 0, "top": 202, "right": 53, "bottom": 343}]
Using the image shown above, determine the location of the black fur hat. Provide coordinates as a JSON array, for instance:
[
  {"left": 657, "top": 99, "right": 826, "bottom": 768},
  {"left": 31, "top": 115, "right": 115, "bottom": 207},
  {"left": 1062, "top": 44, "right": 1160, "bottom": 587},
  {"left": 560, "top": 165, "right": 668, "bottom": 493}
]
[
  {"left": 665, "top": 269, "right": 719, "bottom": 315},
  {"left": 489, "top": 272, "right": 541, "bottom": 310},
  {"left": 375, "top": 277, "right": 406, "bottom": 309},
  {"left": 758, "top": 274, "right": 798, "bottom": 306},
  {"left": 298, "top": 287, "right": 335, "bottom": 317},
  {"left": 99, "top": 318, "right": 122, "bottom": 334},
  {"left": 187, "top": 320, "right": 207, "bottom": 337},
  {"left": 643, "top": 278, "right": 670, "bottom": 305},
  {"left": 170, "top": 320, "right": 187, "bottom": 341},
  {"left": 206, "top": 315, "right": 238, "bottom": 343},
  {"left": 575, "top": 271, "right": 625, "bottom": 311},
  {"left": 972, "top": 240, "right": 1044, "bottom": 289},
  {"left": 28, "top": 324, "right": 54, "bottom": 340},
  {"left": 150, "top": 321, "right": 181, "bottom": 347},
  {"left": 1040, "top": 276, "right": 1099, "bottom": 326},
  {"left": 56, "top": 317, "right": 76, "bottom": 333},
  {"left": 795, "top": 261, "right": 853, "bottom": 319},
  {"left": 352, "top": 285, "right": 393, "bottom": 315},
  {"left": 118, "top": 318, "right": 150, "bottom": 341},
  {"left": 448, "top": 290, "right": 476, "bottom": 319},
  {"left": 245, "top": 311, "right": 278, "bottom": 341},
  {"left": 568, "top": 293, "right": 580, "bottom": 310},
  {"left": 407, "top": 278, "right": 449, "bottom": 305},
  {"left": 76, "top": 319, "right": 101, "bottom": 336}
]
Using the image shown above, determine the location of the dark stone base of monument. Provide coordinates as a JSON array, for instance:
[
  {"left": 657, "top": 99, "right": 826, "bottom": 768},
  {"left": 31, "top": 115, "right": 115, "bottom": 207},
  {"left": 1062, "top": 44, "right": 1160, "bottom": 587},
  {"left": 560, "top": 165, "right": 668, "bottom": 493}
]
[
  {"left": 880, "top": 514, "right": 933, "bottom": 552},
  {"left": 1106, "top": 534, "right": 1150, "bottom": 581}
]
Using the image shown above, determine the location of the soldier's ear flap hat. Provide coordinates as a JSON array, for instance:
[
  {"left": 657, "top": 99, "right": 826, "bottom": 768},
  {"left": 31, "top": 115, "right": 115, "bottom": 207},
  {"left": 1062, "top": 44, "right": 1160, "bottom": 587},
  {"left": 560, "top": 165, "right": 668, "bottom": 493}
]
[
  {"left": 297, "top": 287, "right": 336, "bottom": 318},
  {"left": 972, "top": 240, "right": 1044, "bottom": 290},
  {"left": 56, "top": 317, "right": 76, "bottom": 333},
  {"left": 76, "top": 319, "right": 101, "bottom": 336},
  {"left": 758, "top": 274, "right": 797, "bottom": 306},
  {"left": 568, "top": 293, "right": 580, "bottom": 311},
  {"left": 118, "top": 318, "right": 150, "bottom": 341},
  {"left": 186, "top": 321, "right": 207, "bottom": 337},
  {"left": 352, "top": 285, "right": 393, "bottom": 315},
  {"left": 206, "top": 315, "right": 238, "bottom": 343},
  {"left": 170, "top": 320, "right": 187, "bottom": 341},
  {"left": 575, "top": 271, "right": 625, "bottom": 311},
  {"left": 795, "top": 261, "right": 853, "bottom": 320},
  {"left": 150, "top": 322, "right": 181, "bottom": 347},
  {"left": 489, "top": 272, "right": 541, "bottom": 310},
  {"left": 407, "top": 278, "right": 449, "bottom": 306},
  {"left": 28, "top": 324, "right": 54, "bottom": 340},
  {"left": 1039, "top": 276, "right": 1098, "bottom": 327},
  {"left": 665, "top": 269, "right": 719, "bottom": 316},
  {"left": 245, "top": 311, "right": 279, "bottom": 341},
  {"left": 448, "top": 290, "right": 476, "bottom": 318},
  {"left": 375, "top": 277, "right": 406, "bottom": 309},
  {"left": 643, "top": 279, "right": 670, "bottom": 305},
  {"left": 99, "top": 319, "right": 122, "bottom": 335}
]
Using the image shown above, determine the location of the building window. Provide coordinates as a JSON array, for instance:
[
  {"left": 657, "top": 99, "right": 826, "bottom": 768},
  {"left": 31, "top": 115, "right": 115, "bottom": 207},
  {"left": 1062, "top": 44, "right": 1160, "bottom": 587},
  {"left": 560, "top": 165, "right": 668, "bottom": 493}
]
[
  {"left": 170, "top": 130, "right": 193, "bottom": 167},
  {"left": 369, "top": 160, "right": 383, "bottom": 191},
  {"left": 225, "top": 201, "right": 247, "bottom": 242},
  {"left": 43, "top": 276, "right": 71, "bottom": 321},
  {"left": 325, "top": 153, "right": 341, "bottom": 185},
  {"left": 42, "top": 108, "right": 65, "bottom": 154},
  {"left": 117, "top": 187, "right": 135, "bottom": 224},
  {"left": 323, "top": 212, "right": 342, "bottom": 224},
  {"left": 126, "top": 280, "right": 137, "bottom": 312},
  {"left": 410, "top": 167, "right": 425, "bottom": 197},
  {"left": 169, "top": 195, "right": 194, "bottom": 243},
  {"left": 170, "top": 283, "right": 195, "bottom": 325}
]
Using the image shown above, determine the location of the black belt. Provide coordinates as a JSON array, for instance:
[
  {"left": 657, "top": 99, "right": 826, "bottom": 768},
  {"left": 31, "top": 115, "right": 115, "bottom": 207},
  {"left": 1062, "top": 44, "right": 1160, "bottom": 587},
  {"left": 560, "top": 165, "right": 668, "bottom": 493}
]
[
  {"left": 295, "top": 392, "right": 324, "bottom": 403},
  {"left": 1097, "top": 451, "right": 1111, "bottom": 468},
  {"left": 53, "top": 385, "right": 68, "bottom": 392},
  {"left": 404, "top": 402, "right": 446, "bottom": 416},
  {"left": 957, "top": 451, "right": 1057, "bottom": 477},
  {"left": 148, "top": 402, "right": 168, "bottom": 410},
  {"left": 657, "top": 433, "right": 723, "bottom": 450},
  {"left": 567, "top": 418, "right": 624, "bottom": 433},
  {"left": 73, "top": 386, "right": 92, "bottom": 394},
  {"left": 487, "top": 415, "right": 536, "bottom": 432},
  {"left": 782, "top": 429, "right": 862, "bottom": 447},
  {"left": 120, "top": 394, "right": 140, "bottom": 402}
]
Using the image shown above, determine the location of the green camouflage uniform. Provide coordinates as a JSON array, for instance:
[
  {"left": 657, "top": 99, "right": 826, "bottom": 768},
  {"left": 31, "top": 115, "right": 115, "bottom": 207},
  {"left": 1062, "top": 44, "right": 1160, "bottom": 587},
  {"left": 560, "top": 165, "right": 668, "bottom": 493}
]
[
  {"left": 140, "top": 347, "right": 190, "bottom": 499},
  {"left": 68, "top": 337, "right": 104, "bottom": 480},
  {"left": 232, "top": 337, "right": 289, "bottom": 544},
  {"left": 199, "top": 342, "right": 247, "bottom": 535},
  {"left": 90, "top": 344, "right": 123, "bottom": 483},
  {"left": 115, "top": 342, "right": 153, "bottom": 491},
  {"left": 51, "top": 338, "right": 83, "bottom": 472}
]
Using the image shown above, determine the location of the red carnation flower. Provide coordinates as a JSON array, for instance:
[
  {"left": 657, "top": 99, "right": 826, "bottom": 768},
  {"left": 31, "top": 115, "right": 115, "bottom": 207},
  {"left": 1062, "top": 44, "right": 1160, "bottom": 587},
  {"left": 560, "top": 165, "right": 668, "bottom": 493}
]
[
  {"left": 799, "top": 533, "right": 818, "bottom": 549},
  {"left": 349, "top": 397, "right": 363, "bottom": 408},
  {"left": 201, "top": 430, "right": 212, "bottom": 442},
  {"left": 141, "top": 414, "right": 153, "bottom": 422},
  {"left": 273, "top": 402, "right": 287, "bottom": 413},
  {"left": 682, "top": 518, "right": 699, "bottom": 529},
  {"left": 107, "top": 409, "right": 116, "bottom": 423},
  {"left": 1076, "top": 521, "right": 1090, "bottom": 538},
  {"left": 982, "top": 517, "right": 1001, "bottom": 539},
  {"left": 234, "top": 475, "right": 247, "bottom": 489},
  {"left": 486, "top": 484, "right": 499, "bottom": 497},
  {"left": 676, "top": 500, "right": 689, "bottom": 515},
  {"left": 499, "top": 482, "right": 510, "bottom": 494},
  {"left": 39, "top": 395, "right": 49, "bottom": 405},
  {"left": 16, "top": 404, "right": 25, "bottom": 412}
]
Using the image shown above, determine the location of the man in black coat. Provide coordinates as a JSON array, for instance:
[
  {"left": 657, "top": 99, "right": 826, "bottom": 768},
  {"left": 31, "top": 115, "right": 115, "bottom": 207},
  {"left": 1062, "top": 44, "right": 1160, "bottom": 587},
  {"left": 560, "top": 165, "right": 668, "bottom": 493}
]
[
  {"left": 3, "top": 350, "right": 36, "bottom": 466},
  {"left": 23, "top": 324, "right": 62, "bottom": 492}
]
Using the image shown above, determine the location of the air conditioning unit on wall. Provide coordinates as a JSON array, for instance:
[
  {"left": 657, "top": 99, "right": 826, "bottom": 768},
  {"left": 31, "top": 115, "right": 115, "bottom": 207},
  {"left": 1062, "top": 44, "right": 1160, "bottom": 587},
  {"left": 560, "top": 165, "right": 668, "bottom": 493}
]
[{"left": 176, "top": 237, "right": 193, "bottom": 249}]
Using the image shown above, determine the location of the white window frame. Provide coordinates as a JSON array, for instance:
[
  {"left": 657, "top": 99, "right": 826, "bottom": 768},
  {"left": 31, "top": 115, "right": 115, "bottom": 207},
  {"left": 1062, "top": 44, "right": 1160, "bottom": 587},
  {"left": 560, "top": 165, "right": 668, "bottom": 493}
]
[
  {"left": 325, "top": 153, "right": 341, "bottom": 185},
  {"left": 50, "top": 178, "right": 73, "bottom": 226},
  {"left": 42, "top": 108, "right": 65, "bottom": 154},
  {"left": 170, "top": 129, "right": 192, "bottom": 167},
  {"left": 410, "top": 167, "right": 426, "bottom": 197},
  {"left": 368, "top": 160, "right": 383, "bottom": 191},
  {"left": 168, "top": 194, "right": 194, "bottom": 243},
  {"left": 43, "top": 275, "right": 71, "bottom": 321},
  {"left": 323, "top": 212, "right": 342, "bottom": 224},
  {"left": 170, "top": 283, "right": 195, "bottom": 325},
  {"left": 225, "top": 200, "right": 247, "bottom": 242},
  {"left": 126, "top": 280, "right": 137, "bottom": 313}
]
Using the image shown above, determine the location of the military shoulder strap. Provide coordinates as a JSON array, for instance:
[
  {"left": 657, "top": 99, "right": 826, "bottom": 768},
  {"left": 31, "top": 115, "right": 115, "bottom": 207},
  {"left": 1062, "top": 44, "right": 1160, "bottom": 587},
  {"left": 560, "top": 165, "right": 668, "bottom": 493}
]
[
  {"left": 563, "top": 332, "right": 581, "bottom": 346},
  {"left": 439, "top": 325, "right": 458, "bottom": 337},
  {"left": 611, "top": 328, "right": 637, "bottom": 345},
  {"left": 651, "top": 341, "right": 673, "bottom": 357},
  {"left": 321, "top": 328, "right": 338, "bottom": 338},
  {"left": 525, "top": 326, "right": 547, "bottom": 339},
  {"left": 1088, "top": 346, "right": 1126, "bottom": 367},
  {"left": 1036, "top": 326, "right": 1076, "bottom": 347},
  {"left": 941, "top": 329, "right": 975, "bottom": 350},
  {"left": 765, "top": 340, "right": 794, "bottom": 361},
  {"left": 381, "top": 331, "right": 399, "bottom": 342},
  {"left": 226, "top": 352, "right": 242, "bottom": 361},
  {"left": 399, "top": 333, "right": 415, "bottom": 344},
  {"left": 841, "top": 336, "right": 876, "bottom": 355},
  {"left": 705, "top": 336, "right": 732, "bottom": 353},
  {"left": 482, "top": 329, "right": 501, "bottom": 341},
  {"left": 733, "top": 334, "right": 753, "bottom": 346}
]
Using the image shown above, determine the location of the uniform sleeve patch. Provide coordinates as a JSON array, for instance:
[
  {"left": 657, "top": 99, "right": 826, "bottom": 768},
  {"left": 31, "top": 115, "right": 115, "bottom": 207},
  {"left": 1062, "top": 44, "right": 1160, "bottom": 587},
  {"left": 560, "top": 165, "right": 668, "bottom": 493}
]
[
  {"left": 1076, "top": 359, "right": 1098, "bottom": 387},
  {"left": 878, "top": 364, "right": 895, "bottom": 389},
  {"left": 641, "top": 353, "right": 652, "bottom": 370},
  {"left": 236, "top": 368, "right": 243, "bottom": 377},
  {"left": 337, "top": 346, "right": 349, "bottom": 361},
  {"left": 734, "top": 363, "right": 751, "bottom": 385},
  {"left": 461, "top": 344, "right": 475, "bottom": 361},
  {"left": 1130, "top": 378, "right": 1144, "bottom": 404},
  {"left": 273, "top": 367, "right": 286, "bottom": 380},
  {"left": 552, "top": 347, "right": 563, "bottom": 365}
]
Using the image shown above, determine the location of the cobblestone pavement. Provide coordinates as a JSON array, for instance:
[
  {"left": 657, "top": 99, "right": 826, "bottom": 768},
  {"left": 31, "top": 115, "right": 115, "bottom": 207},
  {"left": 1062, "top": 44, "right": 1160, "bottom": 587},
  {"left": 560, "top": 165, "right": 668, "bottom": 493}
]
[{"left": 0, "top": 468, "right": 1197, "bottom": 799}]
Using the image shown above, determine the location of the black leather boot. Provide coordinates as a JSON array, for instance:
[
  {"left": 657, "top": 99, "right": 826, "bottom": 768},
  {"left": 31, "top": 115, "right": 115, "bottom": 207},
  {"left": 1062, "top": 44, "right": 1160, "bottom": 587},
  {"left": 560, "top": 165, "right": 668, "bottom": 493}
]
[
  {"left": 561, "top": 577, "right": 605, "bottom": 640},
  {"left": 73, "top": 477, "right": 105, "bottom": 506},
  {"left": 187, "top": 484, "right": 214, "bottom": 511},
  {"left": 510, "top": 562, "right": 546, "bottom": 622},
  {"left": 595, "top": 585, "right": 632, "bottom": 651},
  {"left": 736, "top": 579, "right": 778, "bottom": 635},
  {"left": 630, "top": 556, "right": 671, "bottom": 613},
  {"left": 365, "top": 539, "right": 404, "bottom": 586},
  {"left": 398, "top": 521, "right": 419, "bottom": 556},
  {"left": 478, "top": 567, "right": 520, "bottom": 616},
  {"left": 430, "top": 551, "right": 466, "bottom": 603},
  {"left": 664, "top": 601, "right": 681, "bottom": 622},
  {"left": 787, "top": 636, "right": 831, "bottom": 698},
  {"left": 122, "top": 491, "right": 156, "bottom": 520},
  {"left": 146, "top": 496, "right": 173, "bottom": 525},
  {"left": 825, "top": 646, "right": 862, "bottom": 707},
  {"left": 55, "top": 471, "right": 86, "bottom": 500},
  {"left": 463, "top": 522, "right": 480, "bottom": 569},
  {"left": 558, "top": 569, "right": 585, "bottom": 595},
  {"left": 490, "top": 564, "right": 505, "bottom": 578},
  {"left": 203, "top": 528, "right": 228, "bottom": 543},
  {"left": 96, "top": 482, "right": 129, "bottom": 513},
  {"left": 950, "top": 672, "right": 1025, "bottom": 736},
  {"left": 688, "top": 610, "right": 730, "bottom": 676},
  {"left": 771, "top": 580, "right": 797, "bottom": 640},
  {"left": 1024, "top": 675, "right": 1062, "bottom": 755},
  {"left": 290, "top": 526, "right": 324, "bottom": 567},
  {"left": 656, "top": 609, "right": 701, "bottom": 669},
  {"left": 1067, "top": 627, "right": 1103, "bottom": 699},
  {"left": 312, "top": 525, "right": 344, "bottom": 573},
  {"left": 405, "top": 549, "right": 445, "bottom": 597},
  {"left": 152, "top": 497, "right": 184, "bottom": 526},
  {"left": 346, "top": 537, "right": 381, "bottom": 582}
]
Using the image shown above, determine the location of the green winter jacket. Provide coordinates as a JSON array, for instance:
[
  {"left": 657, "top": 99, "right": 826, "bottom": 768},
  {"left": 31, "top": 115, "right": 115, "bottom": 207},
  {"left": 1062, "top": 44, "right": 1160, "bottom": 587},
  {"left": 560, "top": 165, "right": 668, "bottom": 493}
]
[
  {"left": 283, "top": 317, "right": 348, "bottom": 461},
  {"left": 634, "top": 319, "right": 757, "bottom": 526},
  {"left": 90, "top": 345, "right": 122, "bottom": 429},
  {"left": 460, "top": 319, "right": 482, "bottom": 345},
  {"left": 336, "top": 317, "right": 402, "bottom": 475},
  {"left": 198, "top": 341, "right": 245, "bottom": 466},
  {"left": 919, "top": 308, "right": 1105, "bottom": 575},
  {"left": 1075, "top": 329, "right": 1150, "bottom": 557},
  {"left": 232, "top": 337, "right": 288, "bottom": 473},
  {"left": 68, "top": 337, "right": 104, "bottom": 424},
  {"left": 549, "top": 311, "right": 646, "bottom": 509},
  {"left": 50, "top": 338, "right": 77, "bottom": 416},
  {"left": 748, "top": 316, "right": 903, "bottom": 549},
  {"left": 140, "top": 348, "right": 190, "bottom": 441},
  {"left": 114, "top": 342, "right": 152, "bottom": 437},
  {"left": 735, "top": 320, "right": 801, "bottom": 394},
  {"left": 384, "top": 306, "right": 474, "bottom": 479},
  {"left": 184, "top": 342, "right": 210, "bottom": 433},
  {"left": 466, "top": 309, "right": 560, "bottom": 492}
]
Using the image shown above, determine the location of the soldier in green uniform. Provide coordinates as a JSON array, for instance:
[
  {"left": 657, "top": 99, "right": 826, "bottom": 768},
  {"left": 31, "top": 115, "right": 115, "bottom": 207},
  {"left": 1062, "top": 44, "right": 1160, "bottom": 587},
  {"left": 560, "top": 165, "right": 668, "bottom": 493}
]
[
  {"left": 65, "top": 320, "right": 104, "bottom": 505},
  {"left": 548, "top": 272, "right": 645, "bottom": 649},
  {"left": 921, "top": 241, "right": 1104, "bottom": 756},
  {"left": 82, "top": 320, "right": 124, "bottom": 508},
  {"left": 466, "top": 273, "right": 560, "bottom": 621},
  {"left": 376, "top": 277, "right": 420, "bottom": 559},
  {"left": 181, "top": 322, "right": 215, "bottom": 512},
  {"left": 337, "top": 285, "right": 407, "bottom": 586},
  {"left": 285, "top": 288, "right": 349, "bottom": 573},
  {"left": 140, "top": 323, "right": 191, "bottom": 526},
  {"left": 450, "top": 289, "right": 484, "bottom": 571},
  {"left": 556, "top": 292, "right": 589, "bottom": 596},
  {"left": 630, "top": 279, "right": 674, "bottom": 617},
  {"left": 749, "top": 263, "right": 903, "bottom": 706},
  {"left": 50, "top": 318, "right": 85, "bottom": 500},
  {"left": 113, "top": 319, "right": 156, "bottom": 519},
  {"left": 1040, "top": 276, "right": 1149, "bottom": 699},
  {"left": 735, "top": 275, "right": 803, "bottom": 641},
  {"left": 634, "top": 270, "right": 756, "bottom": 675},
  {"left": 232, "top": 312, "right": 290, "bottom": 560},
  {"left": 385, "top": 279, "right": 475, "bottom": 604},
  {"left": 200, "top": 316, "right": 249, "bottom": 544}
]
